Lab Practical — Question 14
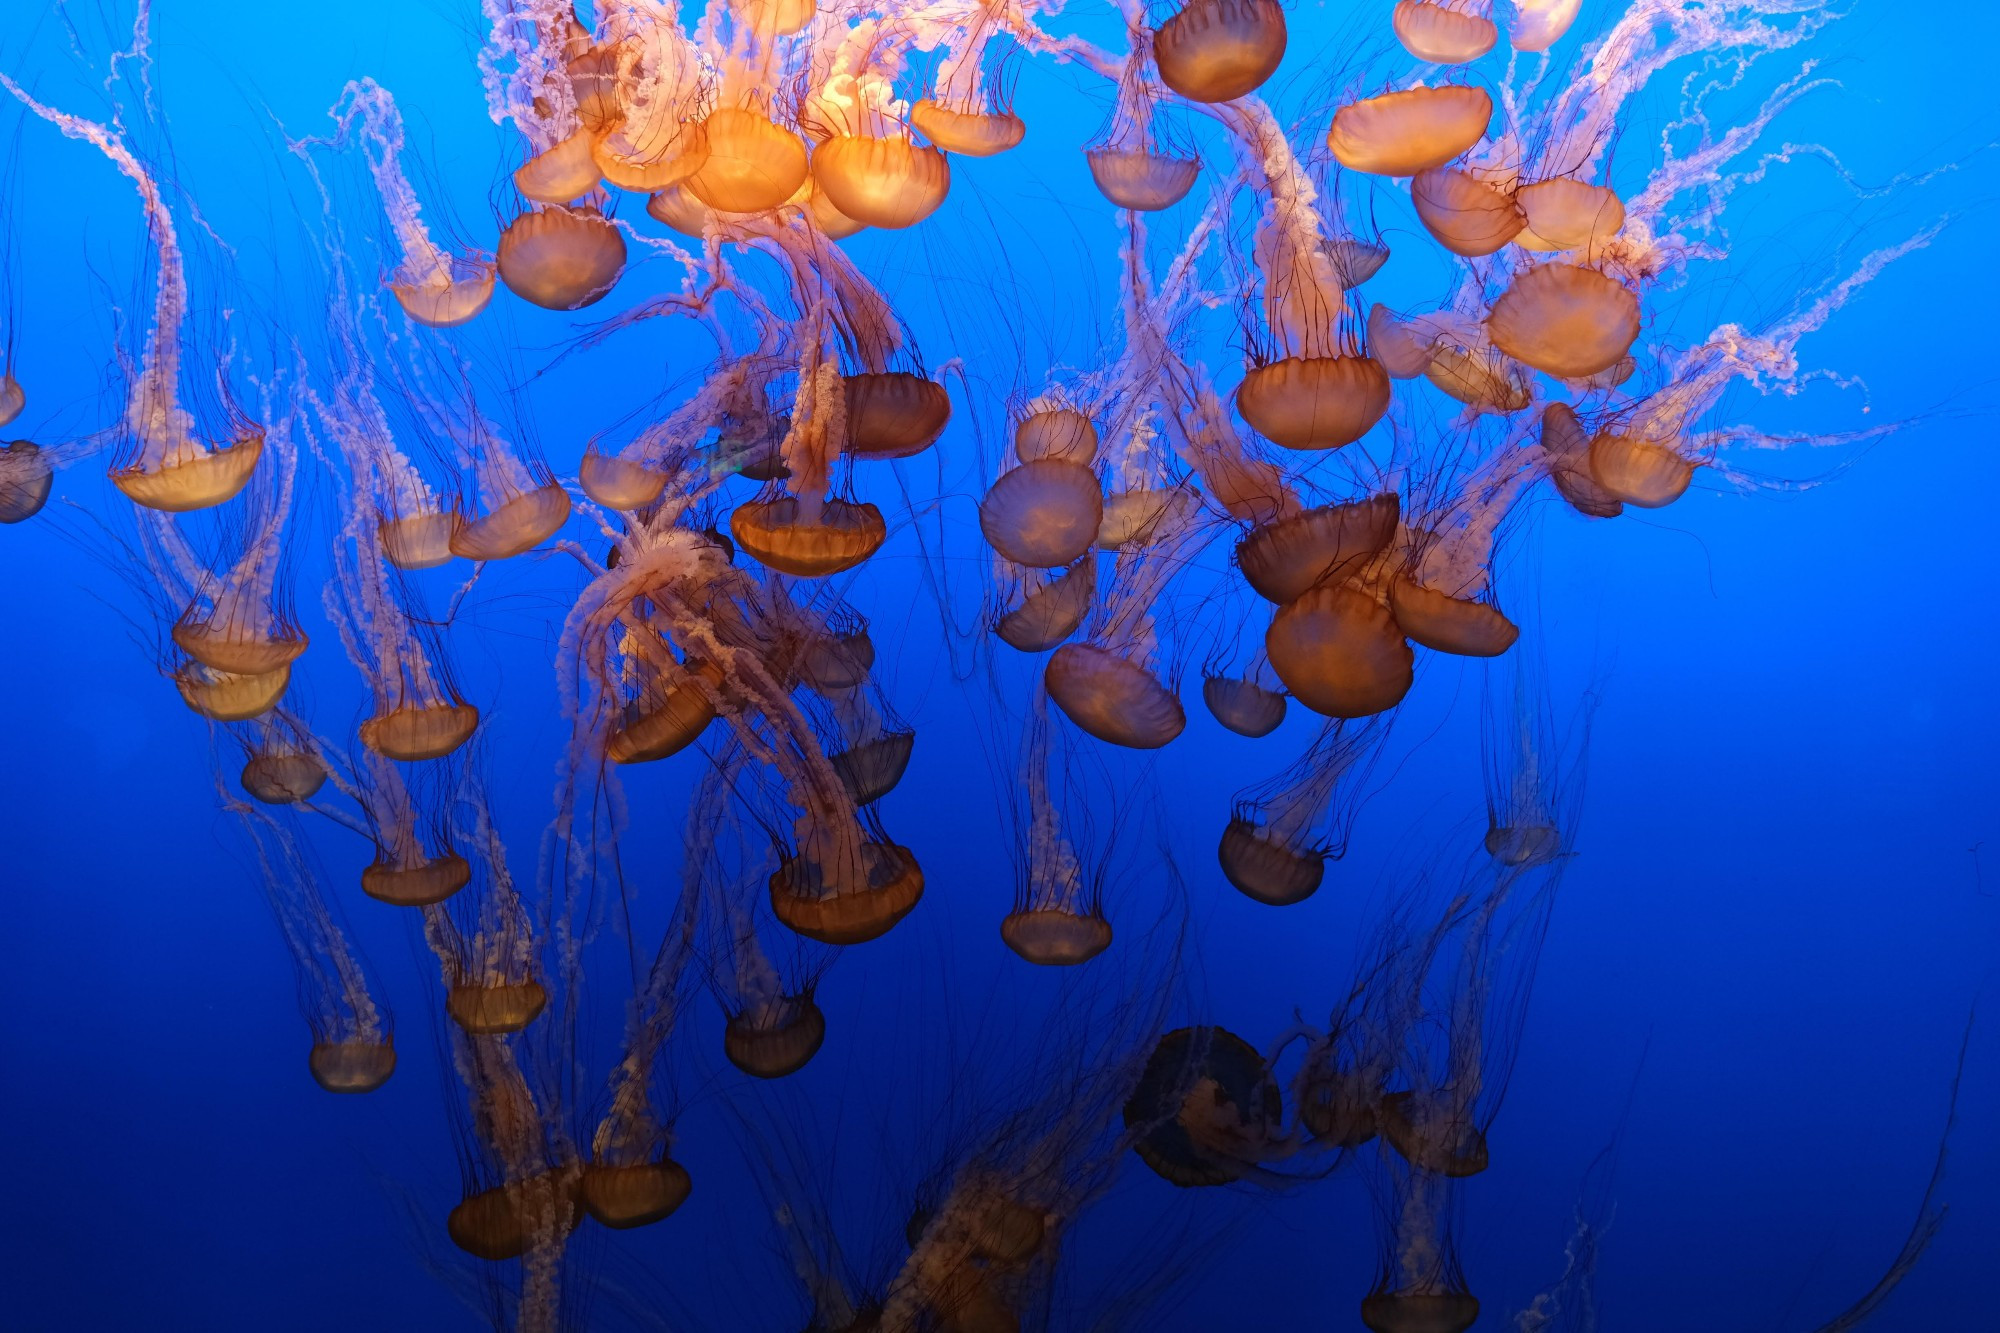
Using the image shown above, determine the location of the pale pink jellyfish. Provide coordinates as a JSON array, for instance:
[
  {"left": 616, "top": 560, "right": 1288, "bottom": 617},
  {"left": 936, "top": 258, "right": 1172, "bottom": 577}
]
[
  {"left": 330, "top": 79, "right": 498, "bottom": 329},
  {"left": 1394, "top": 0, "right": 1499, "bottom": 64},
  {"left": 1218, "top": 718, "right": 1388, "bottom": 905},
  {"left": 1085, "top": 46, "right": 1201, "bottom": 212},
  {"left": 2, "top": 79, "right": 262, "bottom": 511}
]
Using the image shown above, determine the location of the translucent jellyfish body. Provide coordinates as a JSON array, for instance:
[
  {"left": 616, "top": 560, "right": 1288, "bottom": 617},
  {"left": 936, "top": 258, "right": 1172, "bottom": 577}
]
[
  {"left": 724, "top": 992, "right": 827, "bottom": 1077},
  {"left": 732, "top": 496, "right": 887, "bottom": 576},
  {"left": 447, "top": 1170, "right": 580, "bottom": 1261},
  {"left": 685, "top": 108, "right": 810, "bottom": 213},
  {"left": 1411, "top": 168, "right": 1522, "bottom": 256},
  {"left": 1393, "top": 1, "right": 1498, "bottom": 63},
  {"left": 814, "top": 136, "right": 950, "bottom": 229},
  {"left": 1538, "top": 402, "right": 1623, "bottom": 518},
  {"left": 308, "top": 1037, "right": 397, "bottom": 1094},
  {"left": 516, "top": 129, "right": 604, "bottom": 204},
  {"left": 174, "top": 662, "right": 291, "bottom": 722},
  {"left": 1368, "top": 304, "right": 1439, "bottom": 378},
  {"left": 830, "top": 729, "right": 916, "bottom": 805},
  {"left": 1266, "top": 583, "right": 1414, "bottom": 718},
  {"left": 0, "top": 441, "right": 51, "bottom": 523},
  {"left": 911, "top": 101, "right": 1024, "bottom": 156},
  {"left": 1486, "top": 263, "right": 1641, "bottom": 379},
  {"left": 1588, "top": 430, "right": 1693, "bottom": 507},
  {"left": 1424, "top": 344, "right": 1532, "bottom": 413},
  {"left": 391, "top": 252, "right": 498, "bottom": 329},
  {"left": 1217, "top": 815, "right": 1323, "bottom": 904},
  {"left": 578, "top": 448, "right": 669, "bottom": 511},
  {"left": 980, "top": 460, "right": 1104, "bottom": 567},
  {"left": 1086, "top": 148, "right": 1201, "bottom": 211},
  {"left": 1000, "top": 907, "right": 1113, "bottom": 966},
  {"left": 1378, "top": 1090, "right": 1489, "bottom": 1176},
  {"left": 377, "top": 508, "right": 461, "bottom": 570},
  {"left": 1202, "top": 675, "right": 1287, "bottom": 736},
  {"left": 1389, "top": 577, "right": 1518, "bottom": 656},
  {"left": 844, "top": 372, "right": 951, "bottom": 458},
  {"left": 1296, "top": 1057, "right": 1381, "bottom": 1147},
  {"left": 1235, "top": 493, "right": 1399, "bottom": 605},
  {"left": 607, "top": 669, "right": 717, "bottom": 765},
  {"left": 446, "top": 977, "right": 550, "bottom": 1034},
  {"left": 360, "top": 701, "right": 480, "bottom": 761},
  {"left": 1515, "top": 179, "right": 1623, "bottom": 251},
  {"left": 496, "top": 205, "right": 627, "bottom": 311},
  {"left": 451, "top": 482, "right": 571, "bottom": 561},
  {"left": 995, "top": 560, "right": 1095, "bottom": 652},
  {"left": 1015, "top": 409, "right": 1098, "bottom": 463},
  {"left": 241, "top": 750, "right": 327, "bottom": 805},
  {"left": 113, "top": 430, "right": 265, "bottom": 512},
  {"left": 581, "top": 1159, "right": 692, "bottom": 1230},
  {"left": 0, "top": 374, "right": 22, "bottom": 426},
  {"left": 1044, "top": 643, "right": 1185, "bottom": 749},
  {"left": 361, "top": 852, "right": 472, "bottom": 906},
  {"left": 1152, "top": 0, "right": 1288, "bottom": 104},
  {"left": 1124, "top": 1026, "right": 1283, "bottom": 1187},
  {"left": 768, "top": 842, "right": 925, "bottom": 945},
  {"left": 1327, "top": 86, "right": 1491, "bottom": 176},
  {"left": 1236, "top": 355, "right": 1391, "bottom": 449}
]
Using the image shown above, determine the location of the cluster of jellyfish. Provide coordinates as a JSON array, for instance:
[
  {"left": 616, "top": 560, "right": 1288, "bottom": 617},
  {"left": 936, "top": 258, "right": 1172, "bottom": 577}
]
[{"left": 0, "top": 0, "right": 1959, "bottom": 1327}]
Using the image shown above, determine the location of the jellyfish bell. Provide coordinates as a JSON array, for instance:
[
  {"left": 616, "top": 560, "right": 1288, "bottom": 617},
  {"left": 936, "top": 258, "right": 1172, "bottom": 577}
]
[
  {"left": 1266, "top": 583, "right": 1415, "bottom": 719},
  {"left": 686, "top": 107, "right": 811, "bottom": 213},
  {"left": 1044, "top": 643, "right": 1185, "bottom": 749},
  {"left": 390, "top": 251, "right": 498, "bottom": 329},
  {"left": 171, "top": 615, "right": 307, "bottom": 679},
  {"left": 514, "top": 129, "right": 604, "bottom": 205},
  {"left": 797, "top": 624, "right": 876, "bottom": 692},
  {"left": 1359, "top": 1291, "right": 1481, "bottom": 1333},
  {"left": 1218, "top": 815, "right": 1324, "bottom": 905},
  {"left": 1377, "top": 1090, "right": 1489, "bottom": 1176},
  {"left": 813, "top": 135, "right": 951, "bottom": 230},
  {"left": 595, "top": 115, "right": 710, "bottom": 195},
  {"left": 1484, "top": 822, "right": 1559, "bottom": 866},
  {"left": 1486, "top": 262, "right": 1641, "bottom": 380},
  {"left": 361, "top": 851, "right": 472, "bottom": 906},
  {"left": 830, "top": 728, "right": 916, "bottom": 805},
  {"left": 0, "top": 441, "right": 54, "bottom": 523},
  {"left": 1424, "top": 344, "right": 1532, "bottom": 414},
  {"left": 241, "top": 749, "right": 327, "bottom": 804},
  {"left": 1392, "top": 1, "right": 1498, "bottom": 63},
  {"left": 1509, "top": 0, "right": 1582, "bottom": 51},
  {"left": 496, "top": 204, "right": 627, "bottom": 311},
  {"left": 844, "top": 372, "right": 951, "bottom": 458},
  {"left": 732, "top": 496, "right": 888, "bottom": 577},
  {"left": 1235, "top": 354, "right": 1392, "bottom": 450},
  {"left": 768, "top": 841, "right": 925, "bottom": 945},
  {"left": 1001, "top": 906, "right": 1113, "bottom": 966},
  {"left": 1235, "top": 493, "right": 1400, "bottom": 605},
  {"left": 1202, "top": 675, "right": 1286, "bottom": 737},
  {"left": 1096, "top": 485, "right": 1188, "bottom": 549},
  {"left": 646, "top": 182, "right": 718, "bottom": 238},
  {"left": 1124, "top": 1026, "right": 1284, "bottom": 1187},
  {"left": 448, "top": 1169, "right": 581, "bottom": 1262},
  {"left": 1297, "top": 1058, "right": 1380, "bottom": 1147},
  {"left": 1152, "top": 0, "right": 1288, "bottom": 104},
  {"left": 309, "top": 1036, "right": 396, "bottom": 1094},
  {"left": 979, "top": 459, "right": 1104, "bottom": 568},
  {"left": 1538, "top": 402, "right": 1622, "bottom": 517},
  {"left": 736, "top": 0, "right": 817, "bottom": 37},
  {"left": 995, "top": 559, "right": 1095, "bottom": 652},
  {"left": 174, "top": 661, "right": 290, "bottom": 722},
  {"left": 911, "top": 101, "right": 1025, "bottom": 157},
  {"left": 0, "top": 374, "right": 22, "bottom": 427},
  {"left": 1388, "top": 577, "right": 1519, "bottom": 657},
  {"left": 1411, "top": 167, "right": 1523, "bottom": 257},
  {"left": 1085, "top": 148, "right": 1201, "bottom": 211},
  {"left": 446, "top": 977, "right": 550, "bottom": 1034},
  {"left": 1588, "top": 429, "right": 1693, "bottom": 507},
  {"left": 112, "top": 427, "right": 265, "bottom": 513},
  {"left": 725, "top": 991, "right": 827, "bottom": 1078},
  {"left": 608, "top": 670, "right": 717, "bottom": 764},
  {"left": 1368, "top": 305, "right": 1439, "bottom": 380},
  {"left": 1328, "top": 237, "right": 1391, "bottom": 288},
  {"left": 1015, "top": 408, "right": 1098, "bottom": 463},
  {"left": 450, "top": 480, "right": 571, "bottom": 561},
  {"left": 360, "top": 701, "right": 480, "bottom": 761},
  {"left": 377, "top": 507, "right": 462, "bottom": 570},
  {"left": 1327, "top": 85, "right": 1491, "bottom": 176},
  {"left": 1514, "top": 178, "right": 1624, "bottom": 252},
  {"left": 579, "top": 447, "right": 669, "bottom": 511},
  {"left": 581, "top": 1158, "right": 692, "bottom": 1229}
]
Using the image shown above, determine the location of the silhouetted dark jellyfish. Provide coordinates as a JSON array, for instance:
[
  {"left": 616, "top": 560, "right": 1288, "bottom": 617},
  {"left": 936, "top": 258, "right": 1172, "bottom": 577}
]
[
  {"left": 608, "top": 661, "right": 718, "bottom": 764},
  {"left": 497, "top": 204, "right": 627, "bottom": 310},
  {"left": 1152, "top": 0, "right": 1287, "bottom": 104},
  {"left": 980, "top": 458, "right": 1104, "bottom": 567},
  {"left": 1296, "top": 1054, "right": 1381, "bottom": 1147},
  {"left": 241, "top": 747, "right": 327, "bottom": 805},
  {"left": 581, "top": 1159, "right": 693, "bottom": 1230},
  {"left": 448, "top": 1169, "right": 581, "bottom": 1261},
  {"left": 1236, "top": 354, "right": 1391, "bottom": 450},
  {"left": 1389, "top": 576, "right": 1518, "bottom": 657},
  {"left": 769, "top": 840, "right": 924, "bottom": 945},
  {"left": 1588, "top": 428, "right": 1693, "bottom": 507},
  {"left": 1411, "top": 167, "right": 1523, "bottom": 256},
  {"left": 1202, "top": 674, "right": 1286, "bottom": 736},
  {"left": 725, "top": 991, "right": 828, "bottom": 1078},
  {"left": 830, "top": 728, "right": 916, "bottom": 805},
  {"left": 733, "top": 496, "right": 888, "bottom": 576},
  {"left": 1125, "top": 1026, "right": 1283, "bottom": 1186},
  {"left": 1487, "top": 262, "right": 1641, "bottom": 379},
  {"left": 995, "top": 559, "right": 1095, "bottom": 652},
  {"left": 1378, "top": 1090, "right": 1490, "bottom": 1176},
  {"left": 309, "top": 1036, "right": 397, "bottom": 1094},
  {"left": 797, "top": 618, "right": 877, "bottom": 692},
  {"left": 1328, "top": 86, "right": 1491, "bottom": 176},
  {"left": 0, "top": 441, "right": 53, "bottom": 523},
  {"left": 1359, "top": 1291, "right": 1480, "bottom": 1333},
  {"left": 1044, "top": 642, "right": 1186, "bottom": 748},
  {"left": 1393, "top": 1, "right": 1498, "bottom": 62},
  {"left": 1236, "top": 493, "right": 1399, "bottom": 605},
  {"left": 1218, "top": 718, "right": 1382, "bottom": 903},
  {"left": 362, "top": 851, "right": 472, "bottom": 906},
  {"left": 844, "top": 371, "right": 952, "bottom": 458},
  {"left": 1267, "top": 583, "right": 1414, "bottom": 719},
  {"left": 1218, "top": 815, "right": 1323, "bottom": 904},
  {"left": 1538, "top": 402, "right": 1623, "bottom": 517},
  {"left": 687, "top": 107, "right": 811, "bottom": 212},
  {"left": 447, "top": 977, "right": 550, "bottom": 1035}
]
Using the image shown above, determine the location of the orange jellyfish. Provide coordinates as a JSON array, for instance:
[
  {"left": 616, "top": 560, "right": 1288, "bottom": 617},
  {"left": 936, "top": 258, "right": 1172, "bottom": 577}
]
[
  {"left": 1201, "top": 649, "right": 1287, "bottom": 737},
  {"left": 806, "top": 55, "right": 951, "bottom": 230},
  {"left": 331, "top": 80, "right": 497, "bottom": 328},
  {"left": 1411, "top": 164, "right": 1522, "bottom": 256},
  {"left": 237, "top": 712, "right": 329, "bottom": 806},
  {"left": 586, "top": 10, "right": 709, "bottom": 196},
  {"left": 1537, "top": 401, "right": 1623, "bottom": 518},
  {"left": 349, "top": 748, "right": 472, "bottom": 907},
  {"left": 1086, "top": 50, "right": 1201, "bottom": 211},
  {"left": 1328, "top": 83, "right": 1491, "bottom": 177},
  {"left": 1293, "top": 947, "right": 1398, "bottom": 1149},
  {"left": 1218, "top": 718, "right": 1387, "bottom": 904},
  {"left": 1152, "top": 0, "right": 1287, "bottom": 104},
  {"left": 732, "top": 360, "right": 888, "bottom": 577},
  {"left": 1389, "top": 509, "right": 1521, "bottom": 659},
  {"left": 446, "top": 391, "right": 572, "bottom": 561},
  {"left": 1424, "top": 341, "right": 1534, "bottom": 414},
  {"left": 1509, "top": 0, "right": 1583, "bottom": 52},
  {"left": 1000, "top": 686, "right": 1113, "bottom": 966},
  {"left": 1393, "top": 0, "right": 1499, "bottom": 64},
  {"left": 912, "top": 4, "right": 1027, "bottom": 157},
  {"left": 3, "top": 80, "right": 262, "bottom": 511},
  {"left": 979, "top": 400, "right": 1104, "bottom": 570},
  {"left": 1486, "top": 260, "right": 1642, "bottom": 380},
  {"left": 0, "top": 440, "right": 52, "bottom": 523},
  {"left": 1124, "top": 1026, "right": 1285, "bottom": 1186},
  {"left": 428, "top": 795, "right": 549, "bottom": 1038}
]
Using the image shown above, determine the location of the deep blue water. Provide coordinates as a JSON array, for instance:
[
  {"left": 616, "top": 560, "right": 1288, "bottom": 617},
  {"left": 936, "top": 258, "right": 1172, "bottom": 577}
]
[{"left": 0, "top": 1, "right": 1995, "bottom": 1330}]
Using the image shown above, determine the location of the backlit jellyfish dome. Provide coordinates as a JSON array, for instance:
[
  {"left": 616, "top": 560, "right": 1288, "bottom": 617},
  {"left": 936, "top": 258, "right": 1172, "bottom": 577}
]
[
  {"left": 999, "top": 686, "right": 1114, "bottom": 966},
  {"left": 3, "top": 81, "right": 264, "bottom": 512},
  {"left": 1218, "top": 718, "right": 1387, "bottom": 905}
]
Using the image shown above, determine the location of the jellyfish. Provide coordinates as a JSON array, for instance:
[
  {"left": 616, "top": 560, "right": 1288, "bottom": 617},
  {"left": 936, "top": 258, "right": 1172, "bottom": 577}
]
[
  {"left": 1000, "top": 685, "right": 1113, "bottom": 966},
  {"left": 1124, "top": 1026, "right": 1285, "bottom": 1186},
  {"left": 979, "top": 400, "right": 1104, "bottom": 570},
  {"left": 1394, "top": 0, "right": 1499, "bottom": 64},
  {"left": 1085, "top": 47, "right": 1201, "bottom": 211},
  {"left": 0, "top": 440, "right": 52, "bottom": 523},
  {"left": 1218, "top": 718, "right": 1387, "bottom": 904},
  {"left": 2, "top": 80, "right": 263, "bottom": 511},
  {"left": 807, "top": 57, "right": 951, "bottom": 230},
  {"left": 236, "top": 711, "right": 329, "bottom": 805},
  {"left": 442, "top": 387, "right": 572, "bottom": 562},
  {"left": 586, "top": 6, "right": 709, "bottom": 195},
  {"left": 1151, "top": 0, "right": 1287, "bottom": 104},
  {"left": 329, "top": 79, "right": 497, "bottom": 328},
  {"left": 1327, "top": 84, "right": 1492, "bottom": 177}
]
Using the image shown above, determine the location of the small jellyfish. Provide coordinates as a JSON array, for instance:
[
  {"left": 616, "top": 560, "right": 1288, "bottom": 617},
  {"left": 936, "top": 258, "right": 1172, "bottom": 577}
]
[
  {"left": 445, "top": 389, "right": 572, "bottom": 561},
  {"left": 237, "top": 712, "right": 328, "bottom": 805},
  {"left": 1085, "top": 50, "right": 1201, "bottom": 211},
  {"left": 0, "top": 441, "right": 52, "bottom": 523},
  {"left": 733, "top": 360, "right": 888, "bottom": 577},
  {"left": 999, "top": 686, "right": 1113, "bottom": 966},
  {"left": 979, "top": 403, "right": 1104, "bottom": 569},
  {"left": 1124, "top": 1026, "right": 1285, "bottom": 1186},
  {"left": 1393, "top": 0, "right": 1499, "bottom": 64},
  {"left": 1218, "top": 718, "right": 1386, "bottom": 904},
  {"left": 992, "top": 557, "right": 1097, "bottom": 654}
]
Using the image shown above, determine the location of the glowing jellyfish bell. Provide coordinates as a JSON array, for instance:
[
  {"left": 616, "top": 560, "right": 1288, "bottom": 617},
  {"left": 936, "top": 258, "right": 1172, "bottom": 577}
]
[
  {"left": 1151, "top": 0, "right": 1288, "bottom": 104},
  {"left": 994, "top": 558, "right": 1096, "bottom": 653},
  {"left": 809, "top": 74, "right": 951, "bottom": 230},
  {"left": 1327, "top": 84, "right": 1491, "bottom": 176},
  {"left": 1235, "top": 492, "right": 1399, "bottom": 606},
  {"left": 608, "top": 657, "right": 719, "bottom": 765},
  {"left": 843, "top": 371, "right": 952, "bottom": 459},
  {"left": 1389, "top": 576, "right": 1518, "bottom": 657},
  {"left": 1588, "top": 426, "right": 1694, "bottom": 507},
  {"left": 516, "top": 129, "right": 605, "bottom": 205},
  {"left": 980, "top": 458, "right": 1104, "bottom": 569},
  {"left": 309, "top": 1036, "right": 397, "bottom": 1094},
  {"left": 770, "top": 835, "right": 925, "bottom": 946},
  {"left": 1266, "top": 583, "right": 1414, "bottom": 719},
  {"left": 1392, "top": 0, "right": 1498, "bottom": 63},
  {"left": 241, "top": 720, "right": 328, "bottom": 804},
  {"left": 448, "top": 976, "right": 550, "bottom": 1035},
  {"left": 686, "top": 105, "right": 811, "bottom": 213},
  {"left": 1514, "top": 177, "right": 1624, "bottom": 252},
  {"left": 1486, "top": 262, "right": 1641, "bottom": 379},
  {"left": 175, "top": 662, "right": 292, "bottom": 723},
  {"left": 734, "top": 364, "right": 889, "bottom": 576},
  {"left": 497, "top": 204, "right": 628, "bottom": 311},
  {"left": 1045, "top": 643, "right": 1186, "bottom": 749},
  {"left": 449, "top": 421, "right": 572, "bottom": 562},
  {"left": 1425, "top": 343, "right": 1533, "bottom": 414},
  {"left": 0, "top": 441, "right": 53, "bottom": 523},
  {"left": 1086, "top": 58, "right": 1200, "bottom": 210},
  {"left": 1237, "top": 354, "right": 1391, "bottom": 451}
]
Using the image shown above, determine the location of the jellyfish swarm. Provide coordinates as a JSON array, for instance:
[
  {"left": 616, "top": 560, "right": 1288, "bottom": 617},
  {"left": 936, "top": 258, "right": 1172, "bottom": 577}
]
[
  {"left": 2, "top": 80, "right": 262, "bottom": 511},
  {"left": 332, "top": 80, "right": 496, "bottom": 328},
  {"left": 1000, "top": 687, "right": 1113, "bottom": 966},
  {"left": 1219, "top": 718, "right": 1386, "bottom": 905}
]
